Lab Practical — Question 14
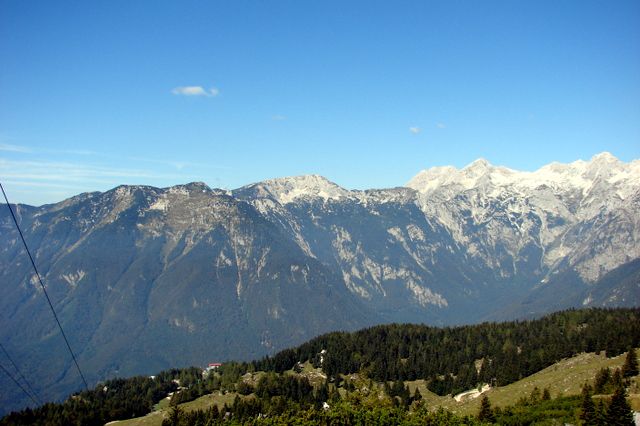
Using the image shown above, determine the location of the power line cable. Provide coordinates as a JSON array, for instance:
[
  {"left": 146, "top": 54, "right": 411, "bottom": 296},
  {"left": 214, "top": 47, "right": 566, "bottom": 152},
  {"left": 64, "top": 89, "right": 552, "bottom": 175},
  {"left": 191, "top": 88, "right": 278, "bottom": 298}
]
[
  {"left": 0, "top": 182, "right": 89, "bottom": 391},
  {"left": 0, "top": 363, "right": 40, "bottom": 407},
  {"left": 0, "top": 342, "right": 41, "bottom": 405}
]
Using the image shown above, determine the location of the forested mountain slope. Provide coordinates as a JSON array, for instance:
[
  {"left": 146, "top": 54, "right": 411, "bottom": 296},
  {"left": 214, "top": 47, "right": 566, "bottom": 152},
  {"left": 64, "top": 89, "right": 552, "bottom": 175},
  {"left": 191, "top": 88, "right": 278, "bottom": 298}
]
[
  {"left": 1, "top": 154, "right": 638, "bottom": 413},
  {"left": 2, "top": 308, "right": 638, "bottom": 425}
]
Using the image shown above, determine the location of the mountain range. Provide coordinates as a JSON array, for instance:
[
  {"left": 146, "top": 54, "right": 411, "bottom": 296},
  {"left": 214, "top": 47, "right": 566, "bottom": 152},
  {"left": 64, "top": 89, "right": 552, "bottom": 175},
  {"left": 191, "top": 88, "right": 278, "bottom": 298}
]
[{"left": 1, "top": 152, "right": 639, "bottom": 414}]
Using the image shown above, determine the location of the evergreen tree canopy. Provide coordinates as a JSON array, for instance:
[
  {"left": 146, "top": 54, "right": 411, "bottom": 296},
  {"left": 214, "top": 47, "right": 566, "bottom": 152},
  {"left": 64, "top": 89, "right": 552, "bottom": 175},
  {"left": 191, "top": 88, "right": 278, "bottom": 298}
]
[
  {"left": 478, "top": 395, "right": 496, "bottom": 423},
  {"left": 605, "top": 385, "right": 634, "bottom": 426},
  {"left": 252, "top": 308, "right": 640, "bottom": 396},
  {"left": 621, "top": 347, "right": 638, "bottom": 378},
  {"left": 579, "top": 384, "right": 596, "bottom": 425}
]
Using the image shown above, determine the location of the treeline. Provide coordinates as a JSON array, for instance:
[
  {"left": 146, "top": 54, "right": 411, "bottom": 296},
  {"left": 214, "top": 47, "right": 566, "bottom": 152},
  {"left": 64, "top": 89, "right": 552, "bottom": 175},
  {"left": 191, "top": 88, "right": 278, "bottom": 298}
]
[
  {"left": 251, "top": 308, "right": 640, "bottom": 395},
  {"left": 161, "top": 376, "right": 635, "bottom": 426},
  {"left": 2, "top": 308, "right": 638, "bottom": 424},
  {"left": 165, "top": 352, "right": 638, "bottom": 426},
  {"left": 485, "top": 350, "right": 638, "bottom": 425},
  {"left": 0, "top": 368, "right": 201, "bottom": 426},
  {"left": 573, "top": 349, "right": 638, "bottom": 425},
  {"left": 480, "top": 389, "right": 581, "bottom": 425},
  {"left": 165, "top": 373, "right": 339, "bottom": 426},
  {"left": 162, "top": 401, "right": 483, "bottom": 426},
  {"left": 161, "top": 373, "right": 481, "bottom": 426}
]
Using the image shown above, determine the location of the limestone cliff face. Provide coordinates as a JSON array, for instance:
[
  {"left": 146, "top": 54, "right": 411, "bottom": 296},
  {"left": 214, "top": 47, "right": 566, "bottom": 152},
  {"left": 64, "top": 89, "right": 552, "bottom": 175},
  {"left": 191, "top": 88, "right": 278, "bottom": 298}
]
[{"left": 1, "top": 153, "right": 638, "bottom": 414}]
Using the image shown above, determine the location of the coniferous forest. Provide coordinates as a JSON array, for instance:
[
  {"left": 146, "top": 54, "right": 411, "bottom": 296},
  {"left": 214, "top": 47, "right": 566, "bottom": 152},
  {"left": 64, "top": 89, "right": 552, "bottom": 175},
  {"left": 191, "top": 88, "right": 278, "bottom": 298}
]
[
  {"left": 1, "top": 308, "right": 638, "bottom": 425},
  {"left": 253, "top": 308, "right": 639, "bottom": 394}
]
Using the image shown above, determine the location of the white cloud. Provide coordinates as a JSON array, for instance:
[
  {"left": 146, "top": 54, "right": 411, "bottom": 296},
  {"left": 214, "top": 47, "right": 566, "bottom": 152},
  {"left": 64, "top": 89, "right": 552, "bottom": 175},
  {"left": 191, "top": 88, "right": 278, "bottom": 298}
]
[
  {"left": 2, "top": 180, "right": 88, "bottom": 190},
  {"left": 0, "top": 143, "right": 32, "bottom": 153},
  {"left": 125, "top": 156, "right": 231, "bottom": 171},
  {"left": 0, "top": 159, "right": 195, "bottom": 186},
  {"left": 272, "top": 114, "right": 287, "bottom": 121},
  {"left": 171, "top": 86, "right": 220, "bottom": 97},
  {"left": 0, "top": 147, "right": 233, "bottom": 204},
  {"left": 436, "top": 123, "right": 446, "bottom": 129},
  {"left": 409, "top": 127, "right": 421, "bottom": 134}
]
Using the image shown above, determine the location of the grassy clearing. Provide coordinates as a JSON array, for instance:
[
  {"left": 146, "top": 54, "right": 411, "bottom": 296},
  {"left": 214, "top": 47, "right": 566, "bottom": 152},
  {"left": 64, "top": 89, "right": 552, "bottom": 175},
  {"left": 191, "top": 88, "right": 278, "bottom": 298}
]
[
  {"left": 106, "top": 410, "right": 166, "bottom": 426},
  {"left": 283, "top": 360, "right": 327, "bottom": 388},
  {"left": 152, "top": 397, "right": 170, "bottom": 411},
  {"left": 109, "top": 350, "right": 639, "bottom": 425},
  {"left": 179, "top": 391, "right": 238, "bottom": 412},
  {"left": 407, "top": 350, "right": 634, "bottom": 416},
  {"left": 109, "top": 392, "right": 239, "bottom": 426}
]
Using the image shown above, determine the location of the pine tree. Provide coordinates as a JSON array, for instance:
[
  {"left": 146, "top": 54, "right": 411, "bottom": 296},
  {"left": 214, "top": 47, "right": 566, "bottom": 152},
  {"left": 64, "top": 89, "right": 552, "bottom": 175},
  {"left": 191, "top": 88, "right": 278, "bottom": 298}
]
[
  {"left": 595, "top": 399, "right": 607, "bottom": 426},
  {"left": 541, "top": 387, "right": 551, "bottom": 401},
  {"left": 605, "top": 384, "right": 633, "bottom": 426},
  {"left": 621, "top": 348, "right": 638, "bottom": 378},
  {"left": 530, "top": 386, "right": 541, "bottom": 403},
  {"left": 594, "top": 367, "right": 610, "bottom": 394},
  {"left": 315, "top": 380, "right": 329, "bottom": 403},
  {"left": 401, "top": 384, "right": 411, "bottom": 407},
  {"left": 477, "top": 395, "right": 495, "bottom": 423},
  {"left": 392, "top": 379, "right": 406, "bottom": 398},
  {"left": 413, "top": 387, "right": 422, "bottom": 401},
  {"left": 579, "top": 384, "right": 596, "bottom": 425},
  {"left": 162, "top": 404, "right": 182, "bottom": 426},
  {"left": 209, "top": 404, "right": 220, "bottom": 419},
  {"left": 611, "top": 368, "right": 624, "bottom": 390}
]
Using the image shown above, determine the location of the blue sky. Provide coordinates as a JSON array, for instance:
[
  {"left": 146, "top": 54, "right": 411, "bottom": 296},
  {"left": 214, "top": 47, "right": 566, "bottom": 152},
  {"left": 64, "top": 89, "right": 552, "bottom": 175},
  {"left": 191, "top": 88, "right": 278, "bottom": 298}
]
[{"left": 1, "top": 0, "right": 639, "bottom": 205}]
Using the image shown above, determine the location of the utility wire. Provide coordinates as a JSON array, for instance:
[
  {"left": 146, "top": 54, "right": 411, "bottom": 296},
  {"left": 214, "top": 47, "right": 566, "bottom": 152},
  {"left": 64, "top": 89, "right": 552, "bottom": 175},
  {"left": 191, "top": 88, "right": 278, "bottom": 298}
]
[
  {"left": 0, "top": 363, "right": 39, "bottom": 406},
  {"left": 0, "top": 182, "right": 89, "bottom": 391},
  {"left": 0, "top": 342, "right": 41, "bottom": 405}
]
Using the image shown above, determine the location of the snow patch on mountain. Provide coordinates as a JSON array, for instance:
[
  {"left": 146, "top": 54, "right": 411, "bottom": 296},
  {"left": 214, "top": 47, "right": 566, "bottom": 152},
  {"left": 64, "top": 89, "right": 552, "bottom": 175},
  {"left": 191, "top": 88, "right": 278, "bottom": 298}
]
[
  {"left": 407, "top": 152, "right": 637, "bottom": 201},
  {"left": 407, "top": 153, "right": 640, "bottom": 282},
  {"left": 236, "top": 175, "right": 355, "bottom": 205}
]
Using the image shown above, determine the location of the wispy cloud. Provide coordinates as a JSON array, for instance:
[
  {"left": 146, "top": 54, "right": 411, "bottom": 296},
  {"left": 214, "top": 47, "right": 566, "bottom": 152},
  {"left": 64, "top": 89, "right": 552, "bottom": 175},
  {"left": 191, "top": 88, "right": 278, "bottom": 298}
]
[
  {"left": 0, "top": 143, "right": 111, "bottom": 157},
  {"left": 272, "top": 114, "right": 287, "bottom": 121},
  {"left": 0, "top": 143, "right": 32, "bottom": 153},
  {"left": 0, "top": 147, "right": 232, "bottom": 204},
  {"left": 3, "top": 144, "right": 228, "bottom": 172},
  {"left": 436, "top": 123, "right": 446, "bottom": 129},
  {"left": 2, "top": 180, "right": 89, "bottom": 190},
  {"left": 171, "top": 86, "right": 220, "bottom": 97},
  {"left": 0, "top": 159, "right": 162, "bottom": 204},
  {"left": 409, "top": 127, "right": 421, "bottom": 134},
  {"left": 1, "top": 159, "right": 170, "bottom": 181},
  {"left": 125, "top": 156, "right": 232, "bottom": 171}
]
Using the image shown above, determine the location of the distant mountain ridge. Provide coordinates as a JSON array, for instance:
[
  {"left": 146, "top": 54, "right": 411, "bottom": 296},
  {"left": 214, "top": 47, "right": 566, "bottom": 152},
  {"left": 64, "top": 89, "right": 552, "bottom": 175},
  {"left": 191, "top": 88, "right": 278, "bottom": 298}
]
[{"left": 1, "top": 152, "right": 638, "bottom": 414}]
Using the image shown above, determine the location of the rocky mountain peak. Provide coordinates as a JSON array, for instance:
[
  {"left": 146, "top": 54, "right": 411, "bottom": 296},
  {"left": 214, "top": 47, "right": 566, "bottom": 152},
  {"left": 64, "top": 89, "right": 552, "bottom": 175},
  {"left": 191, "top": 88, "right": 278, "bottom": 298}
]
[
  {"left": 590, "top": 151, "right": 619, "bottom": 163},
  {"left": 234, "top": 174, "right": 353, "bottom": 205},
  {"left": 407, "top": 152, "right": 637, "bottom": 196},
  {"left": 463, "top": 157, "right": 492, "bottom": 173},
  {"left": 166, "top": 181, "right": 212, "bottom": 193},
  {"left": 1, "top": 153, "right": 638, "bottom": 416}
]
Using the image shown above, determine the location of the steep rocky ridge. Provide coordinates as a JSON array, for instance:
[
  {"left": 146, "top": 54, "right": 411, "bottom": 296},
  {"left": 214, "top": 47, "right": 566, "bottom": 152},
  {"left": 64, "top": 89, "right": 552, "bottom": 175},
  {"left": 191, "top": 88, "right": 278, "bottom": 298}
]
[{"left": 0, "top": 153, "right": 638, "bottom": 414}]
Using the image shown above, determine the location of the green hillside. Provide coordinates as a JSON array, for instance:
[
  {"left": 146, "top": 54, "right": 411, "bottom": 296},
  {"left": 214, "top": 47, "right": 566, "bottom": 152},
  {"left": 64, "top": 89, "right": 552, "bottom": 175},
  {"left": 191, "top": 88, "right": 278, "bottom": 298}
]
[
  {"left": 108, "top": 348, "right": 640, "bottom": 426},
  {"left": 2, "top": 308, "right": 638, "bottom": 425}
]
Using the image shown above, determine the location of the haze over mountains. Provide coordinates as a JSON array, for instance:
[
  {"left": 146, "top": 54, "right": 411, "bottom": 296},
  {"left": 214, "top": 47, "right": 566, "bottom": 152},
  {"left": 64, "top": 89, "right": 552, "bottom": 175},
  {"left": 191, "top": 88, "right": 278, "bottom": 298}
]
[{"left": 1, "top": 152, "right": 639, "bottom": 413}]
